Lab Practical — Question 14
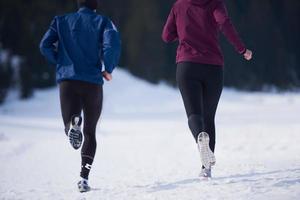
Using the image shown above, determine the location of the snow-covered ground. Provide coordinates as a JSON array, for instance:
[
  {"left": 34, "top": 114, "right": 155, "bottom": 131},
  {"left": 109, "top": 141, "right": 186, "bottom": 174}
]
[{"left": 0, "top": 69, "right": 300, "bottom": 200}]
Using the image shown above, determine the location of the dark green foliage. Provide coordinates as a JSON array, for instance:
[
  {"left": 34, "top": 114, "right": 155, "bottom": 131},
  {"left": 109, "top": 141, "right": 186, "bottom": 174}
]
[
  {"left": 0, "top": 0, "right": 299, "bottom": 99},
  {"left": 0, "top": 0, "right": 73, "bottom": 94},
  {"left": 103, "top": 0, "right": 300, "bottom": 90},
  {"left": 0, "top": 62, "right": 13, "bottom": 104},
  {"left": 101, "top": 0, "right": 180, "bottom": 86},
  {"left": 222, "top": 0, "right": 300, "bottom": 90},
  {"left": 19, "top": 62, "right": 33, "bottom": 99}
]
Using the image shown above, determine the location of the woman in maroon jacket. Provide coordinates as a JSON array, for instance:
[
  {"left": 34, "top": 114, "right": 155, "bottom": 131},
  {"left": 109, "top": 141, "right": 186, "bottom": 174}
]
[{"left": 162, "top": 0, "right": 252, "bottom": 178}]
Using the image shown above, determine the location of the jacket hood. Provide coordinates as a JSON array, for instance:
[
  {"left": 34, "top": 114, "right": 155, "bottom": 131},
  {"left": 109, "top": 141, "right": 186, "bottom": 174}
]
[{"left": 188, "top": 0, "right": 212, "bottom": 6}]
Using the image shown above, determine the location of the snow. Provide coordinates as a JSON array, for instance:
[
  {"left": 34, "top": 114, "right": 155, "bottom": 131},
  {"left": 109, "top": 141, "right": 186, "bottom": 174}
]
[{"left": 0, "top": 69, "right": 300, "bottom": 200}]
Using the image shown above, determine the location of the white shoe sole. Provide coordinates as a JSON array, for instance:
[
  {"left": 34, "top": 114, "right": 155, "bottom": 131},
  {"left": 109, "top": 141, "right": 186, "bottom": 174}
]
[
  {"left": 197, "top": 132, "right": 216, "bottom": 169},
  {"left": 68, "top": 116, "right": 83, "bottom": 150}
]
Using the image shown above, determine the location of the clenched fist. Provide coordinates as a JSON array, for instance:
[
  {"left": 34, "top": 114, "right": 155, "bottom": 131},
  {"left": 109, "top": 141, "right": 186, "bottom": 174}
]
[
  {"left": 243, "top": 49, "right": 253, "bottom": 61},
  {"left": 102, "top": 71, "right": 112, "bottom": 81}
]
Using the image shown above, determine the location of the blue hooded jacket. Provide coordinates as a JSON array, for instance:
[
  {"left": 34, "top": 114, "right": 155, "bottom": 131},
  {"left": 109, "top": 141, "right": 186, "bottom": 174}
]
[{"left": 40, "top": 7, "right": 121, "bottom": 85}]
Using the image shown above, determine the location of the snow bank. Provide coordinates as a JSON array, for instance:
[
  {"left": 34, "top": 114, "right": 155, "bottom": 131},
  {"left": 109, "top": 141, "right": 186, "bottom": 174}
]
[{"left": 0, "top": 69, "right": 299, "bottom": 200}]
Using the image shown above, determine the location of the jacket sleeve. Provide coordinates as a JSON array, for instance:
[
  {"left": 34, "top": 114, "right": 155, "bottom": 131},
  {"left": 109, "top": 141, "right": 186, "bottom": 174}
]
[
  {"left": 39, "top": 17, "right": 59, "bottom": 65},
  {"left": 102, "top": 19, "right": 121, "bottom": 74},
  {"left": 162, "top": 7, "right": 178, "bottom": 43},
  {"left": 213, "top": 1, "right": 246, "bottom": 54}
]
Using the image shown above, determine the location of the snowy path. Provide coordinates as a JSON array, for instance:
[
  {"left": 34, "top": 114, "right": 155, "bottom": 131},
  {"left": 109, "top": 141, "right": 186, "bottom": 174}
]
[{"left": 1, "top": 69, "right": 300, "bottom": 200}]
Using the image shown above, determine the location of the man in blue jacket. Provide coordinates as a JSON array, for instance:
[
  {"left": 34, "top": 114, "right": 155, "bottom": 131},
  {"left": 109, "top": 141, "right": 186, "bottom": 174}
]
[{"left": 40, "top": 0, "right": 121, "bottom": 192}]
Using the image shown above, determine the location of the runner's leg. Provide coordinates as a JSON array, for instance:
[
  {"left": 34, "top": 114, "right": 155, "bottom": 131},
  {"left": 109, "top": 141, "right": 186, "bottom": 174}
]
[
  {"left": 59, "top": 81, "right": 83, "bottom": 135},
  {"left": 80, "top": 83, "right": 103, "bottom": 179}
]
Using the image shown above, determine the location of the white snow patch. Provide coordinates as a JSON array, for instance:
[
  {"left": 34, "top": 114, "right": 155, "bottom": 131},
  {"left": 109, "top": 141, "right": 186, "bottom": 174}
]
[{"left": 0, "top": 69, "right": 299, "bottom": 200}]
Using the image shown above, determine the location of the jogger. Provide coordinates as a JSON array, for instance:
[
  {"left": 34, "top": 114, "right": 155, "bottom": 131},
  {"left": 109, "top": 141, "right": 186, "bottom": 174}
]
[
  {"left": 176, "top": 62, "right": 223, "bottom": 152},
  {"left": 40, "top": 0, "right": 121, "bottom": 192},
  {"left": 59, "top": 80, "right": 103, "bottom": 179},
  {"left": 162, "top": 0, "right": 252, "bottom": 178}
]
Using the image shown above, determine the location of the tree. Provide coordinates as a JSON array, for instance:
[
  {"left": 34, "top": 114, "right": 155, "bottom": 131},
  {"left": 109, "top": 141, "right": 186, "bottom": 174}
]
[{"left": 0, "top": 0, "right": 299, "bottom": 100}]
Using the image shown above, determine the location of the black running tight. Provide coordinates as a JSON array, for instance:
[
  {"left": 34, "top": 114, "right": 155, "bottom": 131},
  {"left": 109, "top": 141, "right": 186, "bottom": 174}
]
[
  {"left": 59, "top": 80, "right": 103, "bottom": 179},
  {"left": 176, "top": 62, "right": 223, "bottom": 152}
]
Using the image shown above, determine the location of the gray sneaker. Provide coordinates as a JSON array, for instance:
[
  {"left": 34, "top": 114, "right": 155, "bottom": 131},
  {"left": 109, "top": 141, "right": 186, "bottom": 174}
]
[
  {"left": 197, "top": 132, "right": 216, "bottom": 169},
  {"left": 199, "top": 167, "right": 212, "bottom": 179},
  {"left": 78, "top": 179, "right": 91, "bottom": 193}
]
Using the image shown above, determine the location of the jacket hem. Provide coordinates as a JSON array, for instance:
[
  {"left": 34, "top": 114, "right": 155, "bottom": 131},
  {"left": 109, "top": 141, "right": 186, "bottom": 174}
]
[
  {"left": 176, "top": 57, "right": 224, "bottom": 67},
  {"left": 57, "top": 77, "right": 104, "bottom": 85}
]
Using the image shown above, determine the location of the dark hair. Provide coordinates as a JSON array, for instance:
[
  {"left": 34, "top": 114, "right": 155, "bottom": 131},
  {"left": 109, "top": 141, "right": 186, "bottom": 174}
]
[{"left": 77, "top": 0, "right": 99, "bottom": 10}]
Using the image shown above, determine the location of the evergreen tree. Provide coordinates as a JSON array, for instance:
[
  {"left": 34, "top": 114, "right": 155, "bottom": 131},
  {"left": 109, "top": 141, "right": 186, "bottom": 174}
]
[
  {"left": 0, "top": 0, "right": 299, "bottom": 100},
  {"left": 0, "top": 57, "right": 13, "bottom": 103},
  {"left": 121, "top": 0, "right": 167, "bottom": 83}
]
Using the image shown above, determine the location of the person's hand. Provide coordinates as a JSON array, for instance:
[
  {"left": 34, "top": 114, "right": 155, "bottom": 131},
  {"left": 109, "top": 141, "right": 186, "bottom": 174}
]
[
  {"left": 102, "top": 71, "right": 112, "bottom": 81},
  {"left": 243, "top": 49, "right": 253, "bottom": 61}
]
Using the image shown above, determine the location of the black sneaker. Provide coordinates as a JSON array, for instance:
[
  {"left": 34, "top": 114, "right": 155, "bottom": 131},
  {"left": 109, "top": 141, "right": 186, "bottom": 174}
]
[
  {"left": 199, "top": 167, "right": 212, "bottom": 180},
  {"left": 68, "top": 115, "right": 83, "bottom": 150},
  {"left": 78, "top": 179, "right": 91, "bottom": 193}
]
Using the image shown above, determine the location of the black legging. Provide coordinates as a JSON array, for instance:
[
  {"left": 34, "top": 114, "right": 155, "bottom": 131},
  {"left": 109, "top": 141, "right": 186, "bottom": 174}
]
[
  {"left": 59, "top": 80, "right": 103, "bottom": 179},
  {"left": 176, "top": 62, "right": 223, "bottom": 152}
]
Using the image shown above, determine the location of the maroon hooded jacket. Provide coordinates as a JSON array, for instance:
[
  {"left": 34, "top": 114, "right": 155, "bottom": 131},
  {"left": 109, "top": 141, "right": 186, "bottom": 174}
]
[{"left": 162, "top": 0, "right": 246, "bottom": 66}]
